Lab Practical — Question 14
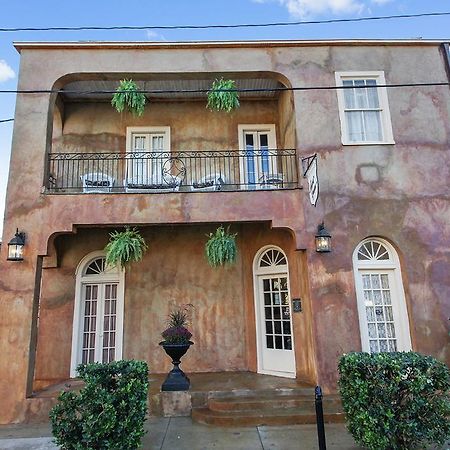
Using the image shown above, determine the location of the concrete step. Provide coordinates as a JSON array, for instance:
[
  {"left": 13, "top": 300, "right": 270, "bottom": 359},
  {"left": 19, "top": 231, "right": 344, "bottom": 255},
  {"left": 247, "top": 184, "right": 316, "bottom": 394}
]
[
  {"left": 192, "top": 404, "right": 346, "bottom": 427},
  {"left": 192, "top": 392, "right": 345, "bottom": 427}
]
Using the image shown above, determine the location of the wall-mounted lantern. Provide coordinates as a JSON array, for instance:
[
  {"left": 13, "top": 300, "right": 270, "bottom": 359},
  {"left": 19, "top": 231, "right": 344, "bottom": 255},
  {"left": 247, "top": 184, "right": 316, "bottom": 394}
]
[
  {"left": 7, "top": 229, "right": 26, "bottom": 261},
  {"left": 315, "top": 222, "right": 331, "bottom": 253}
]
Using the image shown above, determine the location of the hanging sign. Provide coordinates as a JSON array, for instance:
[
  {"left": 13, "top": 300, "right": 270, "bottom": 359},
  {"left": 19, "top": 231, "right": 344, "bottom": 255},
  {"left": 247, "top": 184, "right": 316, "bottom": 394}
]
[{"left": 301, "top": 154, "right": 319, "bottom": 207}]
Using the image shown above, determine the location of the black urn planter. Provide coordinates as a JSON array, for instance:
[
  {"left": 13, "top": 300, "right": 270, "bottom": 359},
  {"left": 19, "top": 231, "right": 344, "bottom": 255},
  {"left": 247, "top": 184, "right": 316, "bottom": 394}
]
[{"left": 159, "top": 341, "right": 193, "bottom": 391}]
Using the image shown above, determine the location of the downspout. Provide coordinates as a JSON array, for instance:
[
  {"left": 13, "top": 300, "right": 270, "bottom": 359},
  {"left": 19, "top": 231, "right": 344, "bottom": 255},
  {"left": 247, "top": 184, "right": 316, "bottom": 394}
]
[{"left": 441, "top": 42, "right": 450, "bottom": 81}]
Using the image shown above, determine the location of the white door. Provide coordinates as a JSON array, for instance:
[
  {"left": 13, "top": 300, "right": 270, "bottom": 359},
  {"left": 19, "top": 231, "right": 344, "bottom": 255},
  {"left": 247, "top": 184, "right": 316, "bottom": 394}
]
[
  {"left": 238, "top": 125, "right": 276, "bottom": 189},
  {"left": 71, "top": 253, "right": 124, "bottom": 376},
  {"left": 80, "top": 282, "right": 119, "bottom": 364},
  {"left": 126, "top": 127, "right": 170, "bottom": 185},
  {"left": 254, "top": 247, "right": 296, "bottom": 378}
]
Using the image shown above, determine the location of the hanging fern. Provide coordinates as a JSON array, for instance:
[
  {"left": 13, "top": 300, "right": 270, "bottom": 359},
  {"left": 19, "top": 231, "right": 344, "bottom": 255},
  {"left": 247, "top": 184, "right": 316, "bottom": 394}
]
[
  {"left": 205, "top": 226, "right": 237, "bottom": 267},
  {"left": 105, "top": 227, "right": 148, "bottom": 268},
  {"left": 206, "top": 78, "right": 240, "bottom": 113},
  {"left": 111, "top": 79, "right": 147, "bottom": 117}
]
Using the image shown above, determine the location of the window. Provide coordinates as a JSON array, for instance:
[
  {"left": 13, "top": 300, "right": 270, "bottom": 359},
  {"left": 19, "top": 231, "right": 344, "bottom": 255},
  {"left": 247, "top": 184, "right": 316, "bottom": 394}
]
[
  {"left": 353, "top": 238, "right": 412, "bottom": 353},
  {"left": 238, "top": 124, "right": 277, "bottom": 189},
  {"left": 336, "top": 72, "right": 394, "bottom": 145}
]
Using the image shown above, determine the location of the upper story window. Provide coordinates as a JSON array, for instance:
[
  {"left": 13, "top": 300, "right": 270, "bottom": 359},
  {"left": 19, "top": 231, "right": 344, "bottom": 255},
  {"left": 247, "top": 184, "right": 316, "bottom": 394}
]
[{"left": 335, "top": 71, "right": 394, "bottom": 145}]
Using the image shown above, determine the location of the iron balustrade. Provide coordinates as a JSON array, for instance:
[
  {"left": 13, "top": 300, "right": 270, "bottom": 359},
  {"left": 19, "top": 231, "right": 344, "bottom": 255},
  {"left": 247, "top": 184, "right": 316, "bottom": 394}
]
[{"left": 46, "top": 149, "right": 298, "bottom": 193}]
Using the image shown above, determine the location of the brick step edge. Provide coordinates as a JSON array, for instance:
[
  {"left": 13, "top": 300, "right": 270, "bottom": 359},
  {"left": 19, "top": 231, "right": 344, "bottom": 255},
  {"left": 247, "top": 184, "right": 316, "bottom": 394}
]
[
  {"left": 208, "top": 397, "right": 342, "bottom": 413},
  {"left": 207, "top": 387, "right": 315, "bottom": 399}
]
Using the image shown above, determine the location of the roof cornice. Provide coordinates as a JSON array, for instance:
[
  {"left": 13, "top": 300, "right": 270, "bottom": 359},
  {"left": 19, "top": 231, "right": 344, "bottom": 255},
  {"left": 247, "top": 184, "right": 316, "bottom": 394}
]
[{"left": 13, "top": 39, "right": 448, "bottom": 53}]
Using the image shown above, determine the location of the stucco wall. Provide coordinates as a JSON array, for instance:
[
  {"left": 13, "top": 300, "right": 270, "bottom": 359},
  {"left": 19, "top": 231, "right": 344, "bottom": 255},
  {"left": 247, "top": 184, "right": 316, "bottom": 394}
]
[{"left": 54, "top": 100, "right": 279, "bottom": 153}]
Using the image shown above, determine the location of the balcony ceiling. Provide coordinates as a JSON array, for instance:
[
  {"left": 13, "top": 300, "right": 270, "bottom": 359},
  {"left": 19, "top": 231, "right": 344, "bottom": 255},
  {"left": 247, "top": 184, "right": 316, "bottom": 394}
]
[{"left": 62, "top": 78, "right": 283, "bottom": 101}]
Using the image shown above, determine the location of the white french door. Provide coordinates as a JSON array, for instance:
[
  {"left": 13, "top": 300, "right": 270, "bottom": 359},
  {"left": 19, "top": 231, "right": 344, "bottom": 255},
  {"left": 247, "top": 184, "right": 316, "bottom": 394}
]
[
  {"left": 257, "top": 274, "right": 295, "bottom": 377},
  {"left": 126, "top": 127, "right": 170, "bottom": 185},
  {"left": 238, "top": 125, "right": 276, "bottom": 189},
  {"left": 80, "top": 282, "right": 119, "bottom": 365},
  {"left": 71, "top": 253, "right": 124, "bottom": 376}
]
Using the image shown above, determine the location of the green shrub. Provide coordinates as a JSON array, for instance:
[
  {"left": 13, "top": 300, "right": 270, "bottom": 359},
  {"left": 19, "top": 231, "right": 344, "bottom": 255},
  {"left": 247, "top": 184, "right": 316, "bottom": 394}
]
[
  {"left": 50, "top": 360, "right": 149, "bottom": 450},
  {"left": 338, "top": 352, "right": 450, "bottom": 450}
]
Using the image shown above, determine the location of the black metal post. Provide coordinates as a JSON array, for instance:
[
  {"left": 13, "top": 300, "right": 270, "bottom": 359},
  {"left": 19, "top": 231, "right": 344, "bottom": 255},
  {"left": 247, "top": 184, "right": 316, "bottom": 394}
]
[{"left": 315, "top": 385, "right": 327, "bottom": 450}]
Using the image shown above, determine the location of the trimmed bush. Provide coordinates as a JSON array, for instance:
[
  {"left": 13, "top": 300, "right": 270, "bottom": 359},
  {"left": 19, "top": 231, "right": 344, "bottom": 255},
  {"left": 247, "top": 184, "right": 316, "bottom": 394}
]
[
  {"left": 50, "top": 360, "right": 149, "bottom": 450},
  {"left": 338, "top": 352, "right": 450, "bottom": 450}
]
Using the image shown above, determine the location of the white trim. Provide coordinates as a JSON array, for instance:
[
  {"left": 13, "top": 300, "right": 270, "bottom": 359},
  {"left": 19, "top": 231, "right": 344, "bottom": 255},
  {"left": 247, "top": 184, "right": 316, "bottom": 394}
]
[
  {"left": 238, "top": 124, "right": 277, "bottom": 189},
  {"left": 252, "top": 245, "right": 296, "bottom": 378},
  {"left": 335, "top": 71, "right": 395, "bottom": 146},
  {"left": 352, "top": 237, "right": 412, "bottom": 353},
  {"left": 70, "top": 251, "right": 125, "bottom": 377}
]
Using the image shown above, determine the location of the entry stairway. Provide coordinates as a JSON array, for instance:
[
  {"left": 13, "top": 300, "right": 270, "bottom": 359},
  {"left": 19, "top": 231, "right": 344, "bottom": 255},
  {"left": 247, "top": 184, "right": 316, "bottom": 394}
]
[{"left": 192, "top": 387, "right": 345, "bottom": 427}]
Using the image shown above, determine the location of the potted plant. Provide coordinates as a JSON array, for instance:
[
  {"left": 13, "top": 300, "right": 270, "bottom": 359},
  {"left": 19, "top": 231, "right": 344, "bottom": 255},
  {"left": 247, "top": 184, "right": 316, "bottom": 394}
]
[
  {"left": 111, "top": 79, "right": 147, "bottom": 116},
  {"left": 205, "top": 225, "right": 237, "bottom": 267},
  {"left": 105, "top": 227, "right": 148, "bottom": 268},
  {"left": 159, "top": 305, "right": 194, "bottom": 391},
  {"left": 206, "top": 78, "right": 240, "bottom": 113}
]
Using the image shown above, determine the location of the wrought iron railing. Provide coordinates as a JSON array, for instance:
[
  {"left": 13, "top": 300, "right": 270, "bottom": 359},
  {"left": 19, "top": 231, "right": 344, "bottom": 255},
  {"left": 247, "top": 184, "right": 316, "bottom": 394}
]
[{"left": 46, "top": 149, "right": 298, "bottom": 193}]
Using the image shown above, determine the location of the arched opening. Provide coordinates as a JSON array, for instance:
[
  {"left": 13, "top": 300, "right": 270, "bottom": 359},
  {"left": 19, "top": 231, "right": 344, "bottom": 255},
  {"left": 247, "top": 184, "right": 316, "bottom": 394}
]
[
  {"left": 70, "top": 251, "right": 125, "bottom": 377},
  {"left": 352, "top": 238, "right": 412, "bottom": 353},
  {"left": 253, "top": 246, "right": 296, "bottom": 378}
]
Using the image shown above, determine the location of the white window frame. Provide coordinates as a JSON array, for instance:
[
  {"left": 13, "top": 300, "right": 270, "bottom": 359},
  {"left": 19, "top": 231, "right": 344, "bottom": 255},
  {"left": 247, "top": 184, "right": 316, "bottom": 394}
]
[
  {"left": 335, "top": 71, "right": 394, "bottom": 146},
  {"left": 238, "top": 124, "right": 277, "bottom": 189},
  {"left": 70, "top": 251, "right": 125, "bottom": 377},
  {"left": 352, "top": 238, "right": 412, "bottom": 353}
]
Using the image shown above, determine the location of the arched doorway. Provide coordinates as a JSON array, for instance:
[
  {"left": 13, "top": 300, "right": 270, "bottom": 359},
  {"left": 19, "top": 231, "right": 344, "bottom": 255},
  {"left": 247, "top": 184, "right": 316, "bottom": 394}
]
[
  {"left": 353, "top": 238, "right": 412, "bottom": 353},
  {"left": 253, "top": 246, "right": 296, "bottom": 378},
  {"left": 70, "top": 251, "right": 125, "bottom": 377}
]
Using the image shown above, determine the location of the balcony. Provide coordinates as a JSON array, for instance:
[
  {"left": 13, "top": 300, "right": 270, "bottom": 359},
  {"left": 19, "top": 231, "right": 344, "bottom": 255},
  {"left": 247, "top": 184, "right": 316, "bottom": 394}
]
[{"left": 46, "top": 149, "right": 298, "bottom": 194}]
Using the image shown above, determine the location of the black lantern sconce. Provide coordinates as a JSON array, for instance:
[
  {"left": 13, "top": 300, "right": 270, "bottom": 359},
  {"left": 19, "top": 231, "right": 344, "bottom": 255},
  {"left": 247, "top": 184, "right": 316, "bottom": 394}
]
[
  {"left": 7, "top": 229, "right": 26, "bottom": 261},
  {"left": 315, "top": 222, "right": 331, "bottom": 253}
]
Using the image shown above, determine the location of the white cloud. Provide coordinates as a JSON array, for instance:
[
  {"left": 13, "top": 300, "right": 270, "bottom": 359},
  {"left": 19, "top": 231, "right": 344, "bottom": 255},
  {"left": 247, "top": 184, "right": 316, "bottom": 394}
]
[
  {"left": 146, "top": 30, "right": 167, "bottom": 41},
  {"left": 254, "top": 0, "right": 395, "bottom": 18},
  {"left": 281, "top": 0, "right": 363, "bottom": 18},
  {"left": 0, "top": 60, "right": 15, "bottom": 83}
]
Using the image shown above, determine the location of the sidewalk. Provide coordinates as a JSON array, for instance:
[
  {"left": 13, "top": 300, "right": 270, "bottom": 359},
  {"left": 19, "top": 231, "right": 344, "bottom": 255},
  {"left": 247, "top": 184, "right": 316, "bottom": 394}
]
[
  {"left": 1, "top": 418, "right": 448, "bottom": 449},
  {"left": 0, "top": 417, "right": 361, "bottom": 449}
]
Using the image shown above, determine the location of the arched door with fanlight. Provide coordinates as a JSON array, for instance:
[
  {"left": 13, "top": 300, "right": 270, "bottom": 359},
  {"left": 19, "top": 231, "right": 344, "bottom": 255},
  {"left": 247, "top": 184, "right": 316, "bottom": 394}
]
[
  {"left": 353, "top": 238, "right": 412, "bottom": 353},
  {"left": 253, "top": 246, "right": 296, "bottom": 378},
  {"left": 70, "top": 252, "right": 125, "bottom": 377}
]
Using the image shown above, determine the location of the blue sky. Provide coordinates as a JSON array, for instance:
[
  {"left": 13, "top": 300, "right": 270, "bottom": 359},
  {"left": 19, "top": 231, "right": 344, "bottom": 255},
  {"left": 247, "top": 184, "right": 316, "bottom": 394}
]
[{"left": 0, "top": 0, "right": 449, "bottom": 237}]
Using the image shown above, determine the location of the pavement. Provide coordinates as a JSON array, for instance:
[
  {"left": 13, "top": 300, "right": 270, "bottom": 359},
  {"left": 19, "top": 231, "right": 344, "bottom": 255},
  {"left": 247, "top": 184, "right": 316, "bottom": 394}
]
[
  {"left": 1, "top": 418, "right": 448, "bottom": 449},
  {"left": 0, "top": 417, "right": 362, "bottom": 449}
]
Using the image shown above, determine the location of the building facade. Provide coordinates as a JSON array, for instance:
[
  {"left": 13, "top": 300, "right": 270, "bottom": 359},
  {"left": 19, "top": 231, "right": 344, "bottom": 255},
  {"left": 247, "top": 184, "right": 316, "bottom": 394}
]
[{"left": 0, "top": 40, "right": 449, "bottom": 424}]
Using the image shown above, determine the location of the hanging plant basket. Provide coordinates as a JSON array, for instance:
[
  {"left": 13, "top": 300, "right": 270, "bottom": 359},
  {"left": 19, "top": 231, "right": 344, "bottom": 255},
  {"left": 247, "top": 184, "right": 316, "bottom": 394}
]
[
  {"left": 205, "top": 226, "right": 237, "bottom": 267},
  {"left": 111, "top": 79, "right": 147, "bottom": 117},
  {"left": 206, "top": 78, "right": 240, "bottom": 113},
  {"left": 105, "top": 227, "right": 148, "bottom": 268}
]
